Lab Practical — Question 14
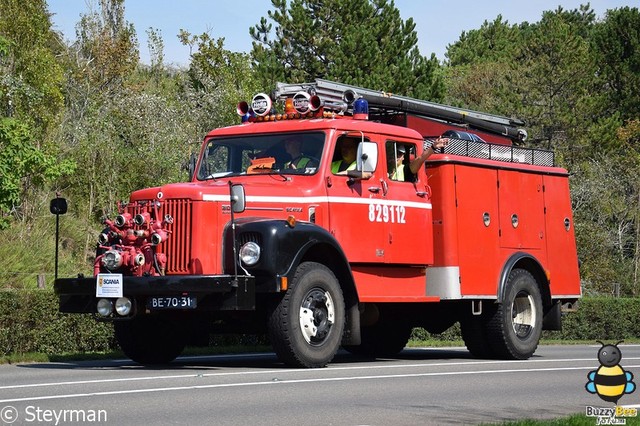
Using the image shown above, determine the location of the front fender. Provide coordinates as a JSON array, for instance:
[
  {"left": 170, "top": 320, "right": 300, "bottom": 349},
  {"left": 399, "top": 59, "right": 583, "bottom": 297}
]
[{"left": 223, "top": 217, "right": 349, "bottom": 291}]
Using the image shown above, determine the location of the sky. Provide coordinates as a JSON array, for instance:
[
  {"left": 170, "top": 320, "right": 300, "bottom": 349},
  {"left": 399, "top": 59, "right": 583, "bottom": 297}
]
[{"left": 47, "top": 0, "right": 637, "bottom": 66}]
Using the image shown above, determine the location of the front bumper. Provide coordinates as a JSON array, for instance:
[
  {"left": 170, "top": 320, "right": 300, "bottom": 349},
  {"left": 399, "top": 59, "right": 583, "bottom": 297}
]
[{"left": 54, "top": 274, "right": 255, "bottom": 315}]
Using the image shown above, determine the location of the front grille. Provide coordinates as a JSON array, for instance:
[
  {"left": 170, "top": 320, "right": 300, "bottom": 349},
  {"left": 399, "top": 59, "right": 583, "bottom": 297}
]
[
  {"left": 125, "top": 198, "right": 192, "bottom": 274},
  {"left": 162, "top": 199, "right": 192, "bottom": 273},
  {"left": 239, "top": 232, "right": 262, "bottom": 246}
]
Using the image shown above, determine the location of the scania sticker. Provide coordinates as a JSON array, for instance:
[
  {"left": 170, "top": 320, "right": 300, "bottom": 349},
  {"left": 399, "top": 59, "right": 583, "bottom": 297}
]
[{"left": 96, "top": 273, "right": 123, "bottom": 298}]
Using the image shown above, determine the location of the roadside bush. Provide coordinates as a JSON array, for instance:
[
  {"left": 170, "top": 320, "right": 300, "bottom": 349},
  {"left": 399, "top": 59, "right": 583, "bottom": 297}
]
[
  {"left": 545, "top": 297, "right": 640, "bottom": 341},
  {"left": 0, "top": 289, "right": 114, "bottom": 356}
]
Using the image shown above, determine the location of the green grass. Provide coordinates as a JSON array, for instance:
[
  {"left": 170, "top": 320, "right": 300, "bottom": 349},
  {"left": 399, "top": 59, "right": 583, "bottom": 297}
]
[
  {"left": 0, "top": 352, "right": 51, "bottom": 364},
  {"left": 490, "top": 413, "right": 640, "bottom": 425}
]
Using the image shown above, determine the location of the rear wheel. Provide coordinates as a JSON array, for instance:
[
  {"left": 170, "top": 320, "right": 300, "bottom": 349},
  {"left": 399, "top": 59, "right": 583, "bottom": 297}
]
[
  {"left": 485, "top": 269, "right": 543, "bottom": 359},
  {"left": 114, "top": 315, "right": 187, "bottom": 365},
  {"left": 268, "top": 262, "right": 345, "bottom": 368},
  {"left": 460, "top": 308, "right": 495, "bottom": 358}
]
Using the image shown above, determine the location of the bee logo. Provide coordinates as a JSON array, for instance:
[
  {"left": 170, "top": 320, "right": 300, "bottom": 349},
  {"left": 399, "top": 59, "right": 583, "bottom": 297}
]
[{"left": 586, "top": 341, "right": 635, "bottom": 404}]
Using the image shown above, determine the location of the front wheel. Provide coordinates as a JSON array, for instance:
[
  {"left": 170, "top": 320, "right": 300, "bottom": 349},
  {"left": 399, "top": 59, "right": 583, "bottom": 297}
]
[
  {"left": 268, "top": 262, "right": 345, "bottom": 368},
  {"left": 485, "top": 269, "right": 543, "bottom": 359},
  {"left": 114, "top": 315, "right": 188, "bottom": 365}
]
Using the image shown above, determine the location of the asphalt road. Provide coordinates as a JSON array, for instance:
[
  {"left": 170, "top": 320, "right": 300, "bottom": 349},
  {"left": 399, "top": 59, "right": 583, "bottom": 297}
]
[{"left": 1, "top": 344, "right": 640, "bottom": 425}]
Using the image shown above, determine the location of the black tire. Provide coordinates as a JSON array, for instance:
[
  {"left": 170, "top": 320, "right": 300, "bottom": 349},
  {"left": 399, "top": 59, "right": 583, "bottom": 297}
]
[
  {"left": 268, "top": 262, "right": 345, "bottom": 368},
  {"left": 344, "top": 320, "right": 412, "bottom": 358},
  {"left": 114, "top": 315, "right": 187, "bottom": 365},
  {"left": 485, "top": 269, "right": 543, "bottom": 359}
]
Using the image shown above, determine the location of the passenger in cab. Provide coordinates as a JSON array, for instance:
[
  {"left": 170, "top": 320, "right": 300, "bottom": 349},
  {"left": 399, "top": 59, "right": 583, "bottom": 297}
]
[
  {"left": 388, "top": 137, "right": 448, "bottom": 182},
  {"left": 331, "top": 137, "right": 358, "bottom": 174}
]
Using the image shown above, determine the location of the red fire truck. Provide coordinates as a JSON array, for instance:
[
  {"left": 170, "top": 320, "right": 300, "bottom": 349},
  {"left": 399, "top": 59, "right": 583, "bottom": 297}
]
[{"left": 53, "top": 79, "right": 581, "bottom": 368}]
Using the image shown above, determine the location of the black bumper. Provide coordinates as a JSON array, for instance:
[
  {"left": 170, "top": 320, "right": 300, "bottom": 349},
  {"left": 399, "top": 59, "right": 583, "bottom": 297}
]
[{"left": 54, "top": 274, "right": 255, "bottom": 314}]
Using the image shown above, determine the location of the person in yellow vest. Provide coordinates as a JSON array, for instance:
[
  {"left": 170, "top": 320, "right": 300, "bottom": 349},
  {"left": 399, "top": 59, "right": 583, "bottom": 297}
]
[
  {"left": 331, "top": 137, "right": 358, "bottom": 174},
  {"left": 284, "top": 137, "right": 317, "bottom": 170},
  {"left": 390, "top": 137, "right": 449, "bottom": 182},
  {"left": 390, "top": 145, "right": 407, "bottom": 181}
]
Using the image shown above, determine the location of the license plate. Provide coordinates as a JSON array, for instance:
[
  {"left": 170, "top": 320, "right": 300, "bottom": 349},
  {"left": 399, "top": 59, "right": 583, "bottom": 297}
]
[{"left": 147, "top": 296, "right": 197, "bottom": 310}]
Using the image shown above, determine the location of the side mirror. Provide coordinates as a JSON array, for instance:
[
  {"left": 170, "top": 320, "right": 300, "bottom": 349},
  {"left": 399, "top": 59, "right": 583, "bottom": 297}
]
[
  {"left": 50, "top": 197, "right": 67, "bottom": 215},
  {"left": 357, "top": 141, "right": 378, "bottom": 173},
  {"left": 187, "top": 153, "right": 197, "bottom": 181},
  {"left": 230, "top": 184, "right": 245, "bottom": 213}
]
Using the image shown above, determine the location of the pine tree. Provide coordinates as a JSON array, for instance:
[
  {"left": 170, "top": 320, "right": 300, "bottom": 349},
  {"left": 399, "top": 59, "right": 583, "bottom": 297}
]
[{"left": 250, "top": 0, "right": 443, "bottom": 100}]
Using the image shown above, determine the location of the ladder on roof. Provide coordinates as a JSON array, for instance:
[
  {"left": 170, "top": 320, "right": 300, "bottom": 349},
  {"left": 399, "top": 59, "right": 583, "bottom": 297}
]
[{"left": 273, "top": 78, "right": 527, "bottom": 142}]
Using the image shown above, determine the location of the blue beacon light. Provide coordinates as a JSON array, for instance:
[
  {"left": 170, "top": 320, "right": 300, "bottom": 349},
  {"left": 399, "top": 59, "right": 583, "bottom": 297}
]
[{"left": 353, "top": 97, "right": 369, "bottom": 120}]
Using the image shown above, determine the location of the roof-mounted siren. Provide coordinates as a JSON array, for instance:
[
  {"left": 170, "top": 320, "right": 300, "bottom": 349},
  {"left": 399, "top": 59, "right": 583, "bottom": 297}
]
[
  {"left": 237, "top": 100, "right": 252, "bottom": 122},
  {"left": 343, "top": 89, "right": 368, "bottom": 120}
]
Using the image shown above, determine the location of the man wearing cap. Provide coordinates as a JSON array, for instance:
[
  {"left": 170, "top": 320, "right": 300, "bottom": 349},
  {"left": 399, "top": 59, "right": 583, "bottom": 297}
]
[
  {"left": 390, "top": 145, "right": 408, "bottom": 181},
  {"left": 390, "top": 137, "right": 448, "bottom": 182}
]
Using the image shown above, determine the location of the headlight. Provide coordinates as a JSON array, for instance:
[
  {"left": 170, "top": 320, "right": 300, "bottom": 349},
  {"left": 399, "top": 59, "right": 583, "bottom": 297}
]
[
  {"left": 115, "top": 297, "right": 132, "bottom": 316},
  {"left": 101, "top": 250, "right": 122, "bottom": 270},
  {"left": 97, "top": 298, "right": 113, "bottom": 317},
  {"left": 239, "top": 242, "right": 261, "bottom": 266}
]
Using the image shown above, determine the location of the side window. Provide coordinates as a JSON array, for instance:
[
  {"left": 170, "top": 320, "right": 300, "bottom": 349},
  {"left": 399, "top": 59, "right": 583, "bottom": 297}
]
[
  {"left": 198, "top": 142, "right": 229, "bottom": 179},
  {"left": 386, "top": 141, "right": 417, "bottom": 182},
  {"left": 332, "top": 135, "right": 369, "bottom": 175}
]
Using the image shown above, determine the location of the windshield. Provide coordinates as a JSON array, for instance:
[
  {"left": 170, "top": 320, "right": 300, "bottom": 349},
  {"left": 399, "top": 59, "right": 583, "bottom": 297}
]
[{"left": 197, "top": 132, "right": 325, "bottom": 180}]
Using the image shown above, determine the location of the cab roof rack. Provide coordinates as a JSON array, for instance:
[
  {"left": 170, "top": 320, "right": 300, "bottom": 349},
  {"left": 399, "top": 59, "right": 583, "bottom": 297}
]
[{"left": 274, "top": 78, "right": 527, "bottom": 143}]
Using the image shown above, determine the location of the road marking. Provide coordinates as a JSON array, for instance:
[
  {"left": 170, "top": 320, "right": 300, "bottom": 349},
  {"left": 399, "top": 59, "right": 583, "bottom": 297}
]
[
  {"left": 2, "top": 363, "right": 640, "bottom": 404},
  {"left": 2, "top": 355, "right": 640, "bottom": 392}
]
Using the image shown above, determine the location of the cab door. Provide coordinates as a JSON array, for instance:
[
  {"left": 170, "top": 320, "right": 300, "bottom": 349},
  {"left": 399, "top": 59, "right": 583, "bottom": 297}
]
[
  {"left": 325, "top": 134, "right": 385, "bottom": 263},
  {"left": 382, "top": 140, "right": 432, "bottom": 265}
]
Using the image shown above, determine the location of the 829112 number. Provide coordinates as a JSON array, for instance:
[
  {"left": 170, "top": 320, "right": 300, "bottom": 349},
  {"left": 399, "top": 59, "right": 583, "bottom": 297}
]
[{"left": 368, "top": 203, "right": 406, "bottom": 224}]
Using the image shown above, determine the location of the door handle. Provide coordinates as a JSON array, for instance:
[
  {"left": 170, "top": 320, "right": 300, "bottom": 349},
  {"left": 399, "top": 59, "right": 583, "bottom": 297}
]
[{"left": 368, "top": 186, "right": 381, "bottom": 193}]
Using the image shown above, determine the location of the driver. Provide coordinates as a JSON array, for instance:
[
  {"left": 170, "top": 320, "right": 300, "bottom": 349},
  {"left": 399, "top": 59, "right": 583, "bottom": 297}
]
[{"left": 283, "top": 137, "right": 317, "bottom": 170}]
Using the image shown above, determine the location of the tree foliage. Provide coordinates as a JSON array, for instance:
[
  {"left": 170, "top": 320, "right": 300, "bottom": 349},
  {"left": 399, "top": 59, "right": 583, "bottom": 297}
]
[
  {"left": 0, "top": 0, "right": 65, "bottom": 134},
  {"left": 250, "top": 0, "right": 443, "bottom": 100},
  {"left": 0, "top": 118, "right": 73, "bottom": 229},
  {"left": 590, "top": 7, "right": 640, "bottom": 121},
  {"left": 0, "top": 0, "right": 73, "bottom": 231},
  {"left": 179, "top": 31, "right": 260, "bottom": 133},
  {"left": 73, "top": 0, "right": 139, "bottom": 92}
]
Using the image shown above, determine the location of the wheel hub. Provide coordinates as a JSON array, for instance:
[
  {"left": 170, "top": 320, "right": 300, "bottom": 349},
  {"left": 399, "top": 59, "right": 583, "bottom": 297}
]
[
  {"left": 511, "top": 292, "right": 536, "bottom": 339},
  {"left": 299, "top": 289, "right": 335, "bottom": 345}
]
